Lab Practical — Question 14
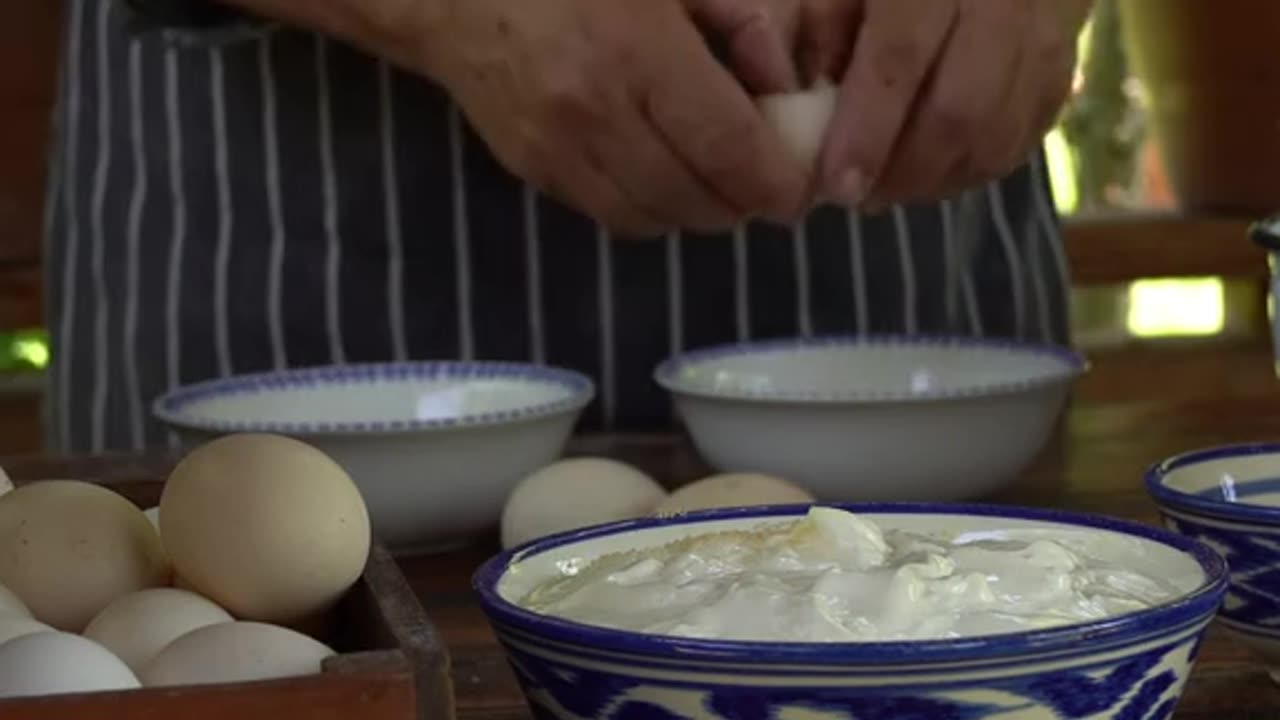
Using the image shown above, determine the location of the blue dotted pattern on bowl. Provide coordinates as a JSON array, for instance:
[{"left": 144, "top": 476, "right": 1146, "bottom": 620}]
[
  {"left": 152, "top": 361, "right": 595, "bottom": 435},
  {"left": 474, "top": 503, "right": 1223, "bottom": 719},
  {"left": 652, "top": 335, "right": 1088, "bottom": 403}
]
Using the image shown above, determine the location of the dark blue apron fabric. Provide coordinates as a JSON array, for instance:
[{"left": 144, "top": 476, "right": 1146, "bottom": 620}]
[{"left": 43, "top": 0, "right": 1071, "bottom": 453}]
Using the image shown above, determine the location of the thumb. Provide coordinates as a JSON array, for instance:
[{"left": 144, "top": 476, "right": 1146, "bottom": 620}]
[{"left": 687, "top": 0, "right": 800, "bottom": 94}]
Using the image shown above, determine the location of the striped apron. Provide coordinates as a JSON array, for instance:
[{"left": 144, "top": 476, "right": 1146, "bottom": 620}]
[{"left": 43, "top": 0, "right": 1071, "bottom": 454}]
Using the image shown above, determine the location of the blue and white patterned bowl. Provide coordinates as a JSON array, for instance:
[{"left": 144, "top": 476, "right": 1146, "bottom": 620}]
[
  {"left": 153, "top": 361, "right": 594, "bottom": 552},
  {"left": 475, "top": 503, "right": 1226, "bottom": 720},
  {"left": 655, "top": 336, "right": 1086, "bottom": 501},
  {"left": 1147, "top": 442, "right": 1280, "bottom": 682}
]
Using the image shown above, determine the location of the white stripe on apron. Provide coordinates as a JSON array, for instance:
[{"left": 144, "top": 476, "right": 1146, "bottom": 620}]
[
  {"left": 55, "top": 0, "right": 86, "bottom": 452},
  {"left": 378, "top": 61, "right": 409, "bottom": 362},
  {"left": 211, "top": 48, "right": 234, "bottom": 377},
  {"left": 259, "top": 36, "right": 287, "bottom": 369},
  {"left": 892, "top": 206, "right": 918, "bottom": 335},
  {"left": 88, "top": 0, "right": 114, "bottom": 454},
  {"left": 316, "top": 37, "right": 346, "bottom": 364},
  {"left": 523, "top": 185, "right": 546, "bottom": 364},
  {"left": 447, "top": 103, "right": 475, "bottom": 360},
  {"left": 122, "top": 39, "right": 148, "bottom": 451}
]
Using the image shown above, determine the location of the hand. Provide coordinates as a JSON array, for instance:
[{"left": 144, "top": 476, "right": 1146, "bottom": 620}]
[
  {"left": 411, "top": 0, "right": 813, "bottom": 235},
  {"left": 817, "top": 0, "right": 1092, "bottom": 207}
]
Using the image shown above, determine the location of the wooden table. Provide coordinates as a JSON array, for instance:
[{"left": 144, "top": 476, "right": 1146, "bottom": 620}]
[{"left": 9, "top": 369, "right": 1280, "bottom": 718}]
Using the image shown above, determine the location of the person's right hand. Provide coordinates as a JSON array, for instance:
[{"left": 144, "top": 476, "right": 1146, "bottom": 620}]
[{"left": 410, "top": 0, "right": 812, "bottom": 235}]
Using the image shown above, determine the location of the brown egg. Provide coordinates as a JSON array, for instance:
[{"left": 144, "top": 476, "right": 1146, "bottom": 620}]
[
  {"left": 159, "top": 434, "right": 370, "bottom": 626},
  {"left": 0, "top": 480, "right": 169, "bottom": 631},
  {"left": 654, "top": 473, "right": 815, "bottom": 516}
]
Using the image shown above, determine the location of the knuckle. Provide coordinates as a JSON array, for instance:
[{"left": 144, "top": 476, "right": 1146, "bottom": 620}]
[
  {"left": 868, "top": 40, "right": 928, "bottom": 90},
  {"left": 537, "top": 69, "right": 598, "bottom": 125},
  {"left": 927, "top": 99, "right": 980, "bottom": 144}
]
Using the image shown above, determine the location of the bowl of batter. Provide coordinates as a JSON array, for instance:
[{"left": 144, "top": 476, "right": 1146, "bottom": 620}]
[{"left": 475, "top": 503, "right": 1225, "bottom": 719}]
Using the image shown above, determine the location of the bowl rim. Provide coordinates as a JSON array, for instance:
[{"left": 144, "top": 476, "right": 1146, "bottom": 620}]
[
  {"left": 473, "top": 502, "right": 1227, "bottom": 665},
  {"left": 1146, "top": 442, "right": 1280, "bottom": 524},
  {"left": 151, "top": 361, "right": 596, "bottom": 436},
  {"left": 652, "top": 335, "right": 1088, "bottom": 404}
]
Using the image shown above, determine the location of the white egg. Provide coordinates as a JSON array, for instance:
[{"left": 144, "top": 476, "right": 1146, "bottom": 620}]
[
  {"left": 160, "top": 434, "right": 370, "bottom": 626},
  {"left": 140, "top": 621, "right": 335, "bottom": 687},
  {"left": 0, "top": 616, "right": 53, "bottom": 645},
  {"left": 501, "top": 458, "right": 668, "bottom": 549},
  {"left": 0, "top": 632, "right": 139, "bottom": 698},
  {"left": 83, "top": 588, "right": 233, "bottom": 674},
  {"left": 0, "top": 464, "right": 12, "bottom": 497},
  {"left": 0, "top": 480, "right": 170, "bottom": 631},
  {"left": 143, "top": 505, "right": 160, "bottom": 532},
  {"left": 654, "top": 473, "right": 815, "bottom": 516},
  {"left": 0, "top": 581, "right": 30, "bottom": 618},
  {"left": 756, "top": 78, "right": 839, "bottom": 173}
]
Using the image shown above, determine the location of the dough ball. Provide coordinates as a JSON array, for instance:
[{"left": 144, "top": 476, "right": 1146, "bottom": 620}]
[
  {"left": 0, "top": 480, "right": 170, "bottom": 631},
  {"left": 501, "top": 458, "right": 667, "bottom": 549},
  {"left": 83, "top": 588, "right": 233, "bottom": 674},
  {"left": 654, "top": 473, "right": 815, "bottom": 515},
  {"left": 159, "top": 434, "right": 370, "bottom": 626},
  {"left": 756, "top": 79, "right": 838, "bottom": 173},
  {"left": 0, "top": 465, "right": 12, "bottom": 497}
]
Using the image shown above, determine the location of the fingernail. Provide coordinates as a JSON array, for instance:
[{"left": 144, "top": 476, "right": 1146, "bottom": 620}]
[{"left": 827, "top": 169, "right": 866, "bottom": 207}]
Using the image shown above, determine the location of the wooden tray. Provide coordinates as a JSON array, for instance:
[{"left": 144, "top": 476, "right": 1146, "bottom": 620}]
[{"left": 0, "top": 477, "right": 456, "bottom": 720}]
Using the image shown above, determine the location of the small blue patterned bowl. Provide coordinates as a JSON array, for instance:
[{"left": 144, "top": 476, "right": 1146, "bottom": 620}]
[
  {"left": 1147, "top": 442, "right": 1280, "bottom": 683},
  {"left": 475, "top": 503, "right": 1226, "bottom": 720}
]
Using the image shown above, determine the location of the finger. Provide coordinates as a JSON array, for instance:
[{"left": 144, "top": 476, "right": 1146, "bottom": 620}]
[
  {"left": 687, "top": 0, "right": 799, "bottom": 94},
  {"left": 537, "top": 149, "right": 670, "bottom": 237},
  {"left": 795, "top": 0, "right": 862, "bottom": 87},
  {"left": 589, "top": 93, "right": 742, "bottom": 232},
  {"left": 866, "top": 1, "right": 1026, "bottom": 204},
  {"left": 817, "top": 0, "right": 957, "bottom": 206},
  {"left": 643, "top": 10, "right": 811, "bottom": 220}
]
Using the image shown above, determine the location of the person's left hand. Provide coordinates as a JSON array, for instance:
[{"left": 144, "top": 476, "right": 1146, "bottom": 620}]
[{"left": 814, "top": 0, "right": 1093, "bottom": 208}]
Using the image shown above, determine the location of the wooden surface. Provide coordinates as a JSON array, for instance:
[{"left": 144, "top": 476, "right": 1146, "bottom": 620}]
[{"left": 9, "top": 341, "right": 1280, "bottom": 718}]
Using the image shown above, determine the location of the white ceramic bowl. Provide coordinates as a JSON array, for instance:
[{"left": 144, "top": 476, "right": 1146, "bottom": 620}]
[
  {"left": 475, "top": 503, "right": 1226, "bottom": 719},
  {"left": 154, "top": 362, "right": 593, "bottom": 552},
  {"left": 655, "top": 336, "right": 1085, "bottom": 501},
  {"left": 1147, "top": 443, "right": 1280, "bottom": 683}
]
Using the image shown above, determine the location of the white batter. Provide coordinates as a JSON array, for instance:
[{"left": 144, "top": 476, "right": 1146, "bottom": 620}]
[{"left": 519, "top": 507, "right": 1180, "bottom": 642}]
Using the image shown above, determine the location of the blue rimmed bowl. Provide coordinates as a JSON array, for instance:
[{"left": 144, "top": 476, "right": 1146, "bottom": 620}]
[
  {"left": 1147, "top": 442, "right": 1280, "bottom": 682},
  {"left": 153, "top": 361, "right": 594, "bottom": 552},
  {"left": 475, "top": 503, "right": 1226, "bottom": 719},
  {"left": 655, "top": 336, "right": 1086, "bottom": 501}
]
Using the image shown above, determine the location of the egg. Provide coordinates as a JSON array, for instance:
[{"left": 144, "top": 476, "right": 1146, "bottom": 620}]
[
  {"left": 140, "top": 621, "right": 335, "bottom": 687},
  {"left": 83, "top": 588, "right": 233, "bottom": 674},
  {"left": 0, "top": 464, "right": 11, "bottom": 497},
  {"left": 0, "top": 480, "right": 170, "bottom": 631},
  {"left": 0, "top": 616, "right": 52, "bottom": 645},
  {"left": 501, "top": 458, "right": 667, "bottom": 549},
  {"left": 143, "top": 505, "right": 160, "bottom": 532},
  {"left": 654, "top": 473, "right": 816, "bottom": 515},
  {"left": 756, "top": 78, "right": 838, "bottom": 173},
  {"left": 0, "top": 632, "right": 139, "bottom": 698},
  {"left": 159, "top": 434, "right": 370, "bottom": 625},
  {"left": 0, "top": 581, "right": 30, "bottom": 618}
]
